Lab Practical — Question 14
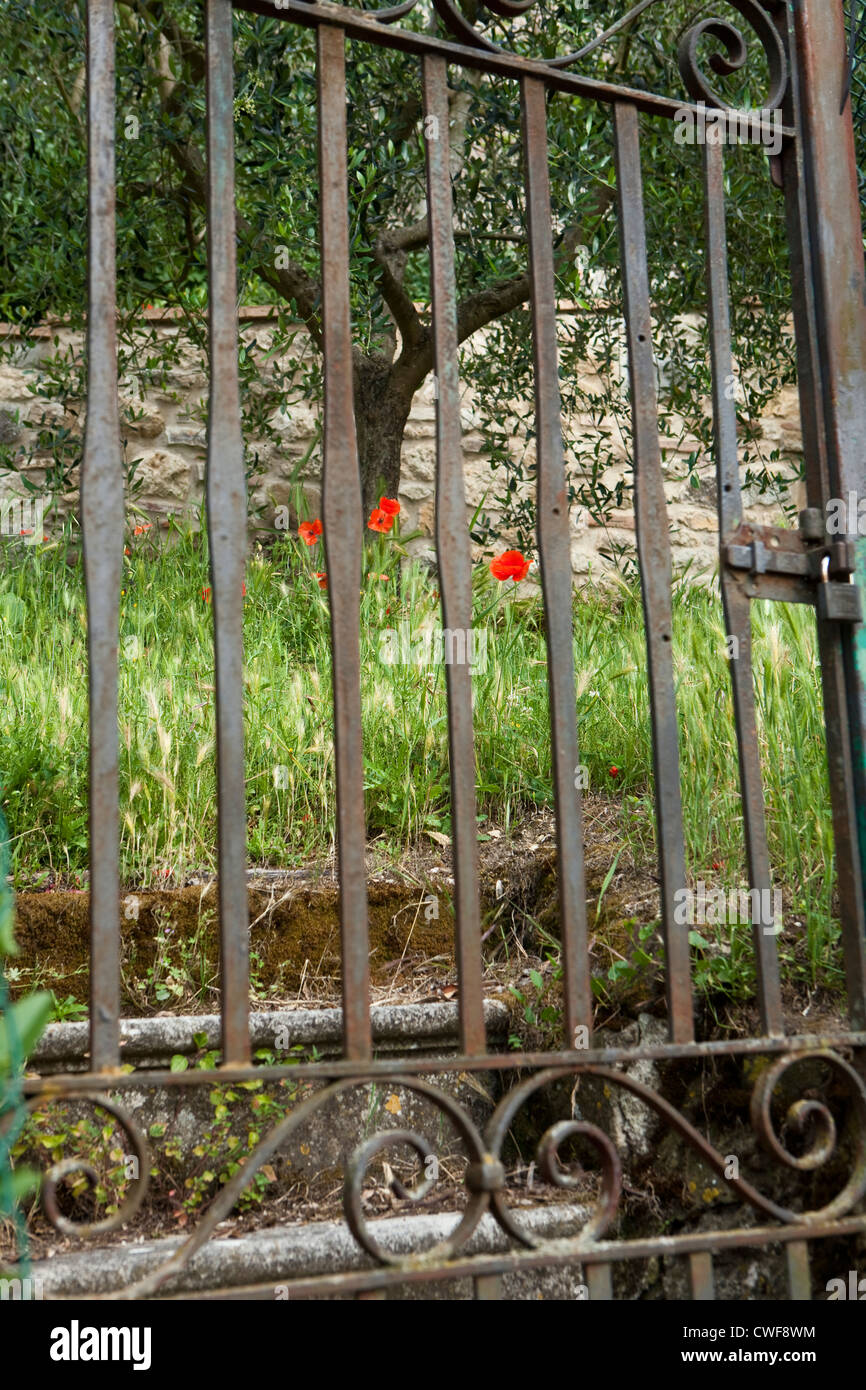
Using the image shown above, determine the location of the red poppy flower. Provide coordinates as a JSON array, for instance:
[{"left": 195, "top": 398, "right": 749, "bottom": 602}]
[
  {"left": 368, "top": 508, "right": 394, "bottom": 533},
  {"left": 124, "top": 546, "right": 130, "bottom": 556},
  {"left": 378, "top": 496, "right": 400, "bottom": 516},
  {"left": 133, "top": 523, "right": 152, "bottom": 537},
  {"left": 314, "top": 572, "right": 327, "bottom": 589},
  {"left": 299, "top": 519, "right": 322, "bottom": 545},
  {"left": 609, "top": 766, "right": 619, "bottom": 778},
  {"left": 202, "top": 584, "right": 245, "bottom": 600},
  {"left": 490, "top": 549, "right": 530, "bottom": 583}
]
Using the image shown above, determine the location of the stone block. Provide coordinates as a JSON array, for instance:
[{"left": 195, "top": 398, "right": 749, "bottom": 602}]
[
  {"left": 121, "top": 400, "right": 166, "bottom": 439},
  {"left": 133, "top": 449, "right": 192, "bottom": 501}
]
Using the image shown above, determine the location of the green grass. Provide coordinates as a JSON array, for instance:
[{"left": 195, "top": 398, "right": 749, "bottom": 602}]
[{"left": 0, "top": 517, "right": 837, "bottom": 984}]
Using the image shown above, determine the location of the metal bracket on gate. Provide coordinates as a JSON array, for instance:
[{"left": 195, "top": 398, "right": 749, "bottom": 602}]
[{"left": 723, "top": 515, "right": 863, "bottom": 622}]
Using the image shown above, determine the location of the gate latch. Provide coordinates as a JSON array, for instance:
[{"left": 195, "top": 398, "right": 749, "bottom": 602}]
[{"left": 724, "top": 520, "right": 863, "bottom": 624}]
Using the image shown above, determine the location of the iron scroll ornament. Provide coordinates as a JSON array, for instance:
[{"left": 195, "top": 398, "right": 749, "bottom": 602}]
[
  {"left": 484, "top": 1050, "right": 866, "bottom": 1250},
  {"left": 21, "top": 1093, "right": 151, "bottom": 1241},
  {"left": 375, "top": 0, "right": 792, "bottom": 113},
  {"left": 27, "top": 1048, "right": 866, "bottom": 1296}
]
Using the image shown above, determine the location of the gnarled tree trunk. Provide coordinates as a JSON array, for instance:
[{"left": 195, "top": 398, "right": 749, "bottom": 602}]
[{"left": 353, "top": 357, "right": 415, "bottom": 514}]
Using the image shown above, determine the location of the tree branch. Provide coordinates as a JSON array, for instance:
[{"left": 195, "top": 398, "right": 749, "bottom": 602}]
[
  {"left": 48, "top": 58, "right": 85, "bottom": 137},
  {"left": 371, "top": 224, "right": 424, "bottom": 353},
  {"left": 392, "top": 176, "right": 615, "bottom": 398}
]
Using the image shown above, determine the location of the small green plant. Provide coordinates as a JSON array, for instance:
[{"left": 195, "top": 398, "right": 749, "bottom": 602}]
[
  {"left": 157, "top": 1039, "right": 303, "bottom": 1215},
  {"left": 12, "top": 1034, "right": 312, "bottom": 1231},
  {"left": 47, "top": 992, "right": 88, "bottom": 1023},
  {"left": 123, "top": 904, "right": 217, "bottom": 1012},
  {"left": 689, "top": 923, "right": 756, "bottom": 1002},
  {"left": 508, "top": 967, "right": 562, "bottom": 1050}
]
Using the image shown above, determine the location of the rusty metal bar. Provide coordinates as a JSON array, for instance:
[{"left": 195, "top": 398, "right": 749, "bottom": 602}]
[
  {"left": 613, "top": 101, "right": 693, "bottom": 1044},
  {"left": 521, "top": 75, "right": 592, "bottom": 1045},
  {"left": 205, "top": 0, "right": 250, "bottom": 1066},
  {"left": 586, "top": 1261, "right": 613, "bottom": 1299},
  {"left": 773, "top": 0, "right": 866, "bottom": 1039},
  {"left": 790, "top": 0, "right": 866, "bottom": 1029},
  {"left": 83, "top": 0, "right": 122, "bottom": 1072},
  {"left": 786, "top": 1240, "right": 811, "bottom": 1300},
  {"left": 22, "top": 1028, "right": 866, "bottom": 1095},
  {"left": 167, "top": 1215, "right": 866, "bottom": 1299},
  {"left": 422, "top": 55, "right": 485, "bottom": 1056},
  {"left": 688, "top": 1251, "right": 715, "bottom": 1300},
  {"left": 474, "top": 1274, "right": 503, "bottom": 1299},
  {"left": 318, "top": 24, "right": 372, "bottom": 1061},
  {"left": 704, "top": 138, "right": 783, "bottom": 1038},
  {"left": 772, "top": 5, "right": 829, "bottom": 510}
]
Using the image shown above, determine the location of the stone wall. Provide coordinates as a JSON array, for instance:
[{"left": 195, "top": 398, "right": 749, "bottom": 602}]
[{"left": 0, "top": 308, "right": 804, "bottom": 577}]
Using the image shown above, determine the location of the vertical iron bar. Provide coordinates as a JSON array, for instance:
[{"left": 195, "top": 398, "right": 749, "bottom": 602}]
[
  {"left": 586, "top": 1261, "right": 613, "bottom": 1300},
  {"left": 703, "top": 138, "right": 783, "bottom": 1037},
  {"left": 318, "top": 24, "right": 372, "bottom": 1061},
  {"left": 206, "top": 0, "right": 250, "bottom": 1065},
  {"left": 83, "top": 0, "right": 122, "bottom": 1071},
  {"left": 613, "top": 102, "right": 693, "bottom": 1043},
  {"left": 786, "top": 1241, "right": 812, "bottom": 1300},
  {"left": 521, "top": 75, "right": 592, "bottom": 1045},
  {"left": 422, "top": 55, "right": 485, "bottom": 1055},
  {"left": 773, "top": 4, "right": 830, "bottom": 510},
  {"left": 773, "top": 2, "right": 866, "bottom": 1036},
  {"left": 790, "top": 0, "right": 866, "bottom": 1027},
  {"left": 688, "top": 1251, "right": 715, "bottom": 1300}
]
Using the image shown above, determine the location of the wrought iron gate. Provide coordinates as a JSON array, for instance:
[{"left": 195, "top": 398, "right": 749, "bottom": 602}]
[{"left": 18, "top": 0, "right": 866, "bottom": 1299}]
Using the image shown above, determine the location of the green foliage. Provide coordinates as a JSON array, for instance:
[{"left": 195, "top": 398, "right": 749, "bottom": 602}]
[
  {"left": 508, "top": 966, "right": 561, "bottom": 1049},
  {"left": 0, "top": 991, "right": 53, "bottom": 1074},
  {"left": 5, "top": 1, "right": 860, "bottom": 534},
  {"left": 47, "top": 992, "right": 89, "bottom": 1024},
  {"left": 0, "top": 799, "right": 52, "bottom": 1261},
  {"left": 123, "top": 904, "right": 219, "bottom": 1011},
  {"left": 14, "top": 1043, "right": 306, "bottom": 1225}
]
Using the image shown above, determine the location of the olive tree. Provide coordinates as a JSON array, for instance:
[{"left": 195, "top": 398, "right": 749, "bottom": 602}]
[{"left": 2, "top": 0, "right": 850, "bottom": 534}]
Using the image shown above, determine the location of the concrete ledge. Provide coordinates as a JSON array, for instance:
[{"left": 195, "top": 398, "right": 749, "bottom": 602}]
[
  {"left": 31, "top": 1001, "right": 511, "bottom": 1072},
  {"left": 32, "top": 1202, "right": 590, "bottom": 1300}
]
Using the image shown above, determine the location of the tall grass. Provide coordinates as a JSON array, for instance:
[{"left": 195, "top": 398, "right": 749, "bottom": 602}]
[{"left": 0, "top": 519, "right": 834, "bottom": 973}]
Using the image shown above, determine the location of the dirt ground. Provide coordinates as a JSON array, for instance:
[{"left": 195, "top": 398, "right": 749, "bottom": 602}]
[
  {"left": 9, "top": 795, "right": 843, "bottom": 1032},
  {"left": 10, "top": 799, "right": 659, "bottom": 1011}
]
